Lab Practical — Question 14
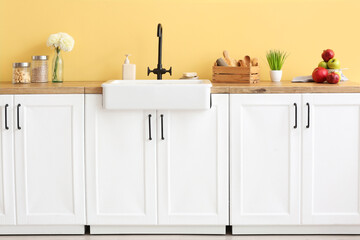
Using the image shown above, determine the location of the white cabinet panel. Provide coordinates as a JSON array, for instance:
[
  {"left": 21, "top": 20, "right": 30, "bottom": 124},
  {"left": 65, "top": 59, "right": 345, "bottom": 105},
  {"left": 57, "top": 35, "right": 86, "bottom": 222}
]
[
  {"left": 14, "top": 94, "right": 85, "bottom": 225},
  {"left": 85, "top": 95, "right": 157, "bottom": 225},
  {"left": 303, "top": 94, "right": 360, "bottom": 224},
  {"left": 157, "top": 94, "right": 228, "bottom": 225},
  {"left": 231, "top": 94, "right": 301, "bottom": 225},
  {"left": 0, "top": 96, "right": 16, "bottom": 225}
]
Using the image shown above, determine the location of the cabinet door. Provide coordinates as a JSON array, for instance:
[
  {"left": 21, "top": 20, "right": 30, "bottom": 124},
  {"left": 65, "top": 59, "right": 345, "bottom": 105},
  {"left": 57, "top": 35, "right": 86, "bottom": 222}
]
[
  {"left": 14, "top": 94, "right": 85, "bottom": 225},
  {"left": 0, "top": 96, "right": 16, "bottom": 225},
  {"left": 303, "top": 94, "right": 360, "bottom": 224},
  {"left": 85, "top": 95, "right": 157, "bottom": 225},
  {"left": 157, "top": 94, "right": 229, "bottom": 225},
  {"left": 231, "top": 94, "right": 301, "bottom": 225}
]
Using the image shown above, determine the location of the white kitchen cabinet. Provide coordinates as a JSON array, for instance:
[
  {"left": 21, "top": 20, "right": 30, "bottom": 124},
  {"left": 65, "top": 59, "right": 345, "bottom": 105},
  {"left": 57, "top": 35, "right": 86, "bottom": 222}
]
[
  {"left": 14, "top": 94, "right": 85, "bottom": 225},
  {"left": 0, "top": 96, "right": 16, "bottom": 225},
  {"left": 157, "top": 94, "right": 229, "bottom": 225},
  {"left": 231, "top": 94, "right": 301, "bottom": 225},
  {"left": 85, "top": 95, "right": 157, "bottom": 225},
  {"left": 85, "top": 94, "right": 228, "bottom": 231},
  {"left": 302, "top": 94, "right": 360, "bottom": 225}
]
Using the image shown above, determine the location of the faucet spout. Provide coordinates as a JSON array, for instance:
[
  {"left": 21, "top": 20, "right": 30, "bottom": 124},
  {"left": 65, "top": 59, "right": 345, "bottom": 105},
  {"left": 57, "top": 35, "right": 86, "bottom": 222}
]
[
  {"left": 157, "top": 24, "right": 162, "bottom": 37},
  {"left": 147, "top": 23, "right": 172, "bottom": 80}
]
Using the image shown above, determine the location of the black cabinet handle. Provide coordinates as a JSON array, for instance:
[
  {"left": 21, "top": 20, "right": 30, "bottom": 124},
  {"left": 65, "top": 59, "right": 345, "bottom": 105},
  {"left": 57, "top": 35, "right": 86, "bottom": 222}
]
[
  {"left": 293, "top": 103, "right": 297, "bottom": 129},
  {"left": 17, "top": 104, "right": 21, "bottom": 130},
  {"left": 160, "top": 114, "right": 164, "bottom": 140},
  {"left": 306, "top": 103, "right": 310, "bottom": 128},
  {"left": 148, "top": 114, "right": 152, "bottom": 140},
  {"left": 5, "top": 104, "right": 9, "bottom": 130}
]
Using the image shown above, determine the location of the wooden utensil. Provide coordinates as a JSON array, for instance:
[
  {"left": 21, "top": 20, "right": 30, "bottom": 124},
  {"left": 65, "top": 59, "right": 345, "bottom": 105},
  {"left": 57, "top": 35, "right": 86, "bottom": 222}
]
[
  {"left": 251, "top": 58, "right": 259, "bottom": 66},
  {"left": 231, "top": 59, "right": 238, "bottom": 66},
  {"left": 223, "top": 50, "right": 232, "bottom": 65},
  {"left": 223, "top": 50, "right": 237, "bottom": 66},
  {"left": 238, "top": 60, "right": 245, "bottom": 67},
  {"left": 244, "top": 55, "right": 251, "bottom": 67}
]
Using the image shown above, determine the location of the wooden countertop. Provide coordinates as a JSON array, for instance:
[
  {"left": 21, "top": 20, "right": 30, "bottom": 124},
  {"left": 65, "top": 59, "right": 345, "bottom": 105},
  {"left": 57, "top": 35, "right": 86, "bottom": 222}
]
[
  {"left": 0, "top": 81, "right": 86, "bottom": 94},
  {"left": 213, "top": 81, "right": 360, "bottom": 94},
  {"left": 1, "top": 81, "right": 360, "bottom": 94}
]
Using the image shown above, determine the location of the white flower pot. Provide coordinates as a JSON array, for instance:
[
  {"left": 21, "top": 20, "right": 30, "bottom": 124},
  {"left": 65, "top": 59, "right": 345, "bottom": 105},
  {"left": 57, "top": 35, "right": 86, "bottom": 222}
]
[{"left": 270, "top": 70, "right": 283, "bottom": 82}]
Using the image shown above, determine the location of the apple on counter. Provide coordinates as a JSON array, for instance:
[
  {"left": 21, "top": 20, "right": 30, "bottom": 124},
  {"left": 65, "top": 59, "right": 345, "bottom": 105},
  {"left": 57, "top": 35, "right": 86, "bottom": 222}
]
[
  {"left": 327, "top": 58, "right": 341, "bottom": 69},
  {"left": 318, "top": 61, "right": 328, "bottom": 69},
  {"left": 322, "top": 49, "right": 335, "bottom": 62},
  {"left": 326, "top": 72, "right": 340, "bottom": 84},
  {"left": 312, "top": 67, "right": 328, "bottom": 83}
]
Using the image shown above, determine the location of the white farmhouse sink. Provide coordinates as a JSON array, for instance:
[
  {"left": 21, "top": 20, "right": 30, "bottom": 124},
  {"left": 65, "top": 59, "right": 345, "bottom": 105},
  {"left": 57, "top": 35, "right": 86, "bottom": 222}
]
[{"left": 102, "top": 79, "right": 212, "bottom": 110}]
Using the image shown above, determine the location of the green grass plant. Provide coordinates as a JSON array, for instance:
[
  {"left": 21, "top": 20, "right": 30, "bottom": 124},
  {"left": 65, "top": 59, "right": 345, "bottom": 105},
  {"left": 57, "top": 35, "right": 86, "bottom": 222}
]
[{"left": 266, "top": 50, "right": 288, "bottom": 70}]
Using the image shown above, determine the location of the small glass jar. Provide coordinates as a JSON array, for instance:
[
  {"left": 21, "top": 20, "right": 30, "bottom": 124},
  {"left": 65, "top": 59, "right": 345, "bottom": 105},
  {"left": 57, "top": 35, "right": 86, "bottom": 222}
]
[
  {"left": 31, "top": 55, "right": 48, "bottom": 83},
  {"left": 12, "top": 62, "right": 31, "bottom": 84}
]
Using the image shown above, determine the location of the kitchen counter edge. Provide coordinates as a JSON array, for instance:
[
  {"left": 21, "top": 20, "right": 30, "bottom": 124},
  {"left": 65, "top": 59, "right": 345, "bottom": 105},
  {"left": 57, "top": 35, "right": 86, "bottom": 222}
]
[{"left": 1, "top": 81, "right": 360, "bottom": 94}]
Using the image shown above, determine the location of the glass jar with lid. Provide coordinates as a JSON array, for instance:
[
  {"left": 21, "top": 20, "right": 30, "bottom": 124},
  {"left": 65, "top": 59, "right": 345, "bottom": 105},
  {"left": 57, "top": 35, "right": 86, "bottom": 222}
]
[
  {"left": 12, "top": 62, "right": 31, "bottom": 84},
  {"left": 31, "top": 55, "right": 48, "bottom": 83}
]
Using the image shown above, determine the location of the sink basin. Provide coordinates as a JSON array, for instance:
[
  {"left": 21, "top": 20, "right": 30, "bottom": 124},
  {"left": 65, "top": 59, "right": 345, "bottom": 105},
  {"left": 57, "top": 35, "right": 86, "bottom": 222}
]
[{"left": 102, "top": 79, "right": 212, "bottom": 110}]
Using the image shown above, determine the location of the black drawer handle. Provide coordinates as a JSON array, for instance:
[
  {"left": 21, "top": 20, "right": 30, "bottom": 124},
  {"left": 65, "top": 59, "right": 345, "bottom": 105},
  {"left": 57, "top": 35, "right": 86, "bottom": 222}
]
[
  {"left": 293, "top": 103, "right": 297, "bottom": 129},
  {"left": 17, "top": 104, "right": 21, "bottom": 130},
  {"left": 148, "top": 114, "right": 152, "bottom": 140},
  {"left": 5, "top": 104, "right": 9, "bottom": 130},
  {"left": 160, "top": 114, "right": 164, "bottom": 140},
  {"left": 306, "top": 103, "right": 310, "bottom": 128}
]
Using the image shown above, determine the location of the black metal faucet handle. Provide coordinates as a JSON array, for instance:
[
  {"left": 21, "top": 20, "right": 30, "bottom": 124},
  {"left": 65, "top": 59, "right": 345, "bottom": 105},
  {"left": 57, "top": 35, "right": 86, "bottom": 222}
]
[
  {"left": 147, "top": 67, "right": 153, "bottom": 76},
  {"left": 166, "top": 67, "right": 172, "bottom": 76}
]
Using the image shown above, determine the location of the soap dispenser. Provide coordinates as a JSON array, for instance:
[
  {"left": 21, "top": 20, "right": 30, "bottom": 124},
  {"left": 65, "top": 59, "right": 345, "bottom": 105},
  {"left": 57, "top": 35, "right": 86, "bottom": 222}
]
[{"left": 122, "top": 54, "right": 136, "bottom": 80}]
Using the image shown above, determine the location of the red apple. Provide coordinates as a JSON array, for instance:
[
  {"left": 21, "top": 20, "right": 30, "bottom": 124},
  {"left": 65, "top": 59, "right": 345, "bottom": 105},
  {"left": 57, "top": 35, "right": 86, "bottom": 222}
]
[
  {"left": 322, "top": 49, "right": 335, "bottom": 62},
  {"left": 326, "top": 72, "right": 340, "bottom": 84},
  {"left": 312, "top": 67, "right": 328, "bottom": 83}
]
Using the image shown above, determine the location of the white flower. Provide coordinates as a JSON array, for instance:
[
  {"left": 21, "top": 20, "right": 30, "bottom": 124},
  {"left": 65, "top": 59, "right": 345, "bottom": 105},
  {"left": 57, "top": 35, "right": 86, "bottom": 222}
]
[
  {"left": 59, "top": 33, "right": 75, "bottom": 52},
  {"left": 47, "top": 32, "right": 75, "bottom": 52},
  {"left": 47, "top": 33, "right": 61, "bottom": 48}
]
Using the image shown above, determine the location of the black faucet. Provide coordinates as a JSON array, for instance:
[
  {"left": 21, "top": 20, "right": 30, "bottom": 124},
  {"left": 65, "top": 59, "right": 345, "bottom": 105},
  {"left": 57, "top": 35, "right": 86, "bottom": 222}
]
[{"left": 147, "top": 24, "right": 172, "bottom": 80}]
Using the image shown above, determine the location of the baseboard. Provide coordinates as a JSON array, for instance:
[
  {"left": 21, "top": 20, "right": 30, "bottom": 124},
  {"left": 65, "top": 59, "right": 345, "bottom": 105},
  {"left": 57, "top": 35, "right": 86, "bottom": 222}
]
[
  {"left": 90, "top": 225, "right": 226, "bottom": 235},
  {"left": 0, "top": 225, "right": 85, "bottom": 235},
  {"left": 2, "top": 224, "right": 358, "bottom": 235},
  {"left": 232, "top": 225, "right": 360, "bottom": 235}
]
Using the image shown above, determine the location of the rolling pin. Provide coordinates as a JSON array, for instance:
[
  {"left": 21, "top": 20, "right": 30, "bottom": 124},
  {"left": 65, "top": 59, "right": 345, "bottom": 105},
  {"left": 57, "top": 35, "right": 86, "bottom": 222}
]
[{"left": 223, "top": 50, "right": 237, "bottom": 66}]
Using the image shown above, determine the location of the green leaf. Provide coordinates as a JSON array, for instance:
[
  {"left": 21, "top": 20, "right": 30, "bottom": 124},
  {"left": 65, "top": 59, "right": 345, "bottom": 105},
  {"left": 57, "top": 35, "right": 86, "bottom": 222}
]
[{"left": 266, "top": 50, "right": 288, "bottom": 70}]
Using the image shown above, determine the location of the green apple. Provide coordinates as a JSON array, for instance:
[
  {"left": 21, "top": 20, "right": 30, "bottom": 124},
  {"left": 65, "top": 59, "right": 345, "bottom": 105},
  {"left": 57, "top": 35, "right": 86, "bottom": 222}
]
[
  {"left": 327, "top": 58, "right": 341, "bottom": 69},
  {"left": 318, "top": 61, "right": 328, "bottom": 69}
]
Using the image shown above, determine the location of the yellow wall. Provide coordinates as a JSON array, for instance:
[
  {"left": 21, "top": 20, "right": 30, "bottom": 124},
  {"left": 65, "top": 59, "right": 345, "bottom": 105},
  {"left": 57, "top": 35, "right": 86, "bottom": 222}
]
[{"left": 1, "top": 0, "right": 359, "bottom": 82}]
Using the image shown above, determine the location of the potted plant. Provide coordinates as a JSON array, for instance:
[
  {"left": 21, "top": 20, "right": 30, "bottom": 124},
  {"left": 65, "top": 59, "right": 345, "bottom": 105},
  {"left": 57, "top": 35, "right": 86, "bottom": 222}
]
[{"left": 266, "top": 50, "right": 288, "bottom": 82}]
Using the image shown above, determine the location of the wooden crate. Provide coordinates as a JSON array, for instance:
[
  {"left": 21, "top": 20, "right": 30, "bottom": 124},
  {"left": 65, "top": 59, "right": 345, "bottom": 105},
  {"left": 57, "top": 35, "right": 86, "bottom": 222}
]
[{"left": 212, "top": 66, "right": 260, "bottom": 83}]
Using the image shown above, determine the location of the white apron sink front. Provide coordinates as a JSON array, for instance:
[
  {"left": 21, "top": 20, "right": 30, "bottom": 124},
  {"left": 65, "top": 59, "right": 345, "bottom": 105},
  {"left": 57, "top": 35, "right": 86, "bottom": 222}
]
[{"left": 102, "top": 79, "right": 212, "bottom": 110}]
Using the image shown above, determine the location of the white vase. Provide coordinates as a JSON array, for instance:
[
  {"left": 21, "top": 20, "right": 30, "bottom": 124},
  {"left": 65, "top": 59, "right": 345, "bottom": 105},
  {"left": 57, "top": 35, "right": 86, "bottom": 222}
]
[{"left": 270, "top": 70, "right": 282, "bottom": 82}]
